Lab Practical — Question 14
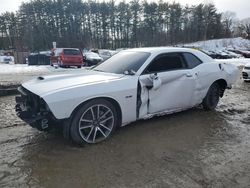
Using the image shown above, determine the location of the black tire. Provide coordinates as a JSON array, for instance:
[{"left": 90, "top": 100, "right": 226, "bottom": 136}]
[
  {"left": 202, "top": 82, "right": 220, "bottom": 110},
  {"left": 77, "top": 66, "right": 81, "bottom": 68},
  {"left": 70, "top": 99, "right": 118, "bottom": 144}
]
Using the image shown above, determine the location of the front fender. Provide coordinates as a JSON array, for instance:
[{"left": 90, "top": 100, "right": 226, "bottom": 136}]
[{"left": 42, "top": 77, "right": 138, "bottom": 124}]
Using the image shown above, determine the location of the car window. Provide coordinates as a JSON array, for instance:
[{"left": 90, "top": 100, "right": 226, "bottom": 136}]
[
  {"left": 144, "top": 53, "right": 186, "bottom": 74},
  {"left": 63, "top": 49, "right": 81, "bottom": 55},
  {"left": 182, "top": 52, "right": 202, "bottom": 69},
  {"left": 93, "top": 51, "right": 150, "bottom": 74}
]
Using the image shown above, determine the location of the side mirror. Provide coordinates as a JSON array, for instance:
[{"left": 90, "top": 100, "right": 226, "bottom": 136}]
[
  {"left": 150, "top": 73, "right": 161, "bottom": 90},
  {"left": 153, "top": 77, "right": 161, "bottom": 90}
]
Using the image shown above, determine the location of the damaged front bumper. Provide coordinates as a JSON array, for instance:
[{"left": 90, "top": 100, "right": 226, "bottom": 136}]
[{"left": 15, "top": 86, "right": 56, "bottom": 131}]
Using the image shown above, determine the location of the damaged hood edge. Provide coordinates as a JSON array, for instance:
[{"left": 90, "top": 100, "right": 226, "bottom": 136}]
[{"left": 22, "top": 70, "right": 125, "bottom": 96}]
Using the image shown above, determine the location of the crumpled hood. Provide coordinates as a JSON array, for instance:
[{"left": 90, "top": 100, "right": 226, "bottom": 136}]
[{"left": 22, "top": 70, "right": 124, "bottom": 96}]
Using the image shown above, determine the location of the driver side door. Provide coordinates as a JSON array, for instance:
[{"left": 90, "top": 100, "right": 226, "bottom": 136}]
[{"left": 138, "top": 52, "right": 196, "bottom": 117}]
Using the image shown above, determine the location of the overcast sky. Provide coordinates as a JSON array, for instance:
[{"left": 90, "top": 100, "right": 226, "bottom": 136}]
[{"left": 0, "top": 0, "right": 249, "bottom": 19}]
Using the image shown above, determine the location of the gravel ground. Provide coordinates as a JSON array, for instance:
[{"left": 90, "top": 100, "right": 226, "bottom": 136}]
[{"left": 0, "top": 77, "right": 250, "bottom": 188}]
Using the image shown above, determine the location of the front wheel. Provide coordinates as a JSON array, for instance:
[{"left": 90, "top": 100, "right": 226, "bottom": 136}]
[
  {"left": 70, "top": 99, "right": 118, "bottom": 144},
  {"left": 202, "top": 83, "right": 220, "bottom": 110}
]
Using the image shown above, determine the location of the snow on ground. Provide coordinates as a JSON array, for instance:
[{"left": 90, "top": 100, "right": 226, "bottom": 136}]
[
  {"left": 0, "top": 63, "right": 87, "bottom": 85},
  {"left": 0, "top": 64, "right": 53, "bottom": 74},
  {"left": 184, "top": 37, "right": 250, "bottom": 50},
  {"left": 0, "top": 63, "right": 82, "bottom": 75}
]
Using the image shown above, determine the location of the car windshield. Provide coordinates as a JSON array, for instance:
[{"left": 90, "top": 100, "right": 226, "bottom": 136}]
[
  {"left": 63, "top": 49, "right": 81, "bottom": 55},
  {"left": 93, "top": 51, "right": 150, "bottom": 74},
  {"left": 85, "top": 52, "right": 100, "bottom": 58}
]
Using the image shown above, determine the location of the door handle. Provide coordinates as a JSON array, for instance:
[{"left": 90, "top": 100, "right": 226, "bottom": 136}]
[{"left": 185, "top": 73, "right": 193, "bottom": 77}]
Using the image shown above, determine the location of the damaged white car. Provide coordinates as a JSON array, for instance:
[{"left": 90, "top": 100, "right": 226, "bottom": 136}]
[{"left": 16, "top": 47, "right": 239, "bottom": 144}]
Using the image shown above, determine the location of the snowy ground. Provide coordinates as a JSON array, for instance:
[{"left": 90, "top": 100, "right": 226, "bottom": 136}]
[
  {"left": 184, "top": 37, "right": 250, "bottom": 50},
  {"left": 0, "top": 64, "right": 65, "bottom": 75},
  {"left": 0, "top": 63, "right": 86, "bottom": 86}
]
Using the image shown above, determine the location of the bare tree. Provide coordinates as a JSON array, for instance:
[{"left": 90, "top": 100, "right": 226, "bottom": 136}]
[{"left": 222, "top": 11, "right": 237, "bottom": 37}]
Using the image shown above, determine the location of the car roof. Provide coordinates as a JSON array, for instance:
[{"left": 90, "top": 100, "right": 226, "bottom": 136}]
[
  {"left": 55, "top": 48, "right": 80, "bottom": 51},
  {"left": 123, "top": 47, "right": 214, "bottom": 63},
  {"left": 124, "top": 47, "right": 198, "bottom": 53}
]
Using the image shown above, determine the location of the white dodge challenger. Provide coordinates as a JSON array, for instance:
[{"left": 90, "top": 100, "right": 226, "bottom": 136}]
[{"left": 16, "top": 47, "right": 239, "bottom": 144}]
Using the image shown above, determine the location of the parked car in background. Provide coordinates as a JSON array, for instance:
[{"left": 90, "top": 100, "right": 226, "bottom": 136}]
[
  {"left": 202, "top": 49, "right": 243, "bottom": 59},
  {"left": 83, "top": 51, "right": 103, "bottom": 66},
  {"left": 222, "top": 50, "right": 243, "bottom": 59},
  {"left": 242, "top": 63, "right": 250, "bottom": 82},
  {"left": 16, "top": 47, "right": 239, "bottom": 144},
  {"left": 50, "top": 48, "right": 84, "bottom": 68},
  {"left": 215, "top": 50, "right": 231, "bottom": 59},
  {"left": 0, "top": 55, "right": 12, "bottom": 63},
  {"left": 98, "top": 50, "right": 112, "bottom": 61},
  {"left": 0, "top": 52, "right": 14, "bottom": 63},
  {"left": 201, "top": 50, "right": 218, "bottom": 59},
  {"left": 228, "top": 49, "right": 250, "bottom": 58},
  {"left": 109, "top": 50, "right": 118, "bottom": 56}
]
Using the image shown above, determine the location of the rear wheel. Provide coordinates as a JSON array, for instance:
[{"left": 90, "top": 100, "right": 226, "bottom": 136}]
[
  {"left": 202, "top": 83, "right": 220, "bottom": 110},
  {"left": 70, "top": 99, "right": 118, "bottom": 144}
]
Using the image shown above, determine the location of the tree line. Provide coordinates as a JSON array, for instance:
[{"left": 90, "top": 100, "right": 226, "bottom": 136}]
[{"left": 0, "top": 0, "right": 249, "bottom": 51}]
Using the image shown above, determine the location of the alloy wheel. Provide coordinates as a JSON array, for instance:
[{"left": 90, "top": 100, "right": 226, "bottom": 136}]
[{"left": 78, "top": 104, "right": 114, "bottom": 143}]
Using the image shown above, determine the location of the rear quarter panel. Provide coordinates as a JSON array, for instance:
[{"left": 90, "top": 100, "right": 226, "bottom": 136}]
[{"left": 193, "top": 61, "right": 239, "bottom": 105}]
